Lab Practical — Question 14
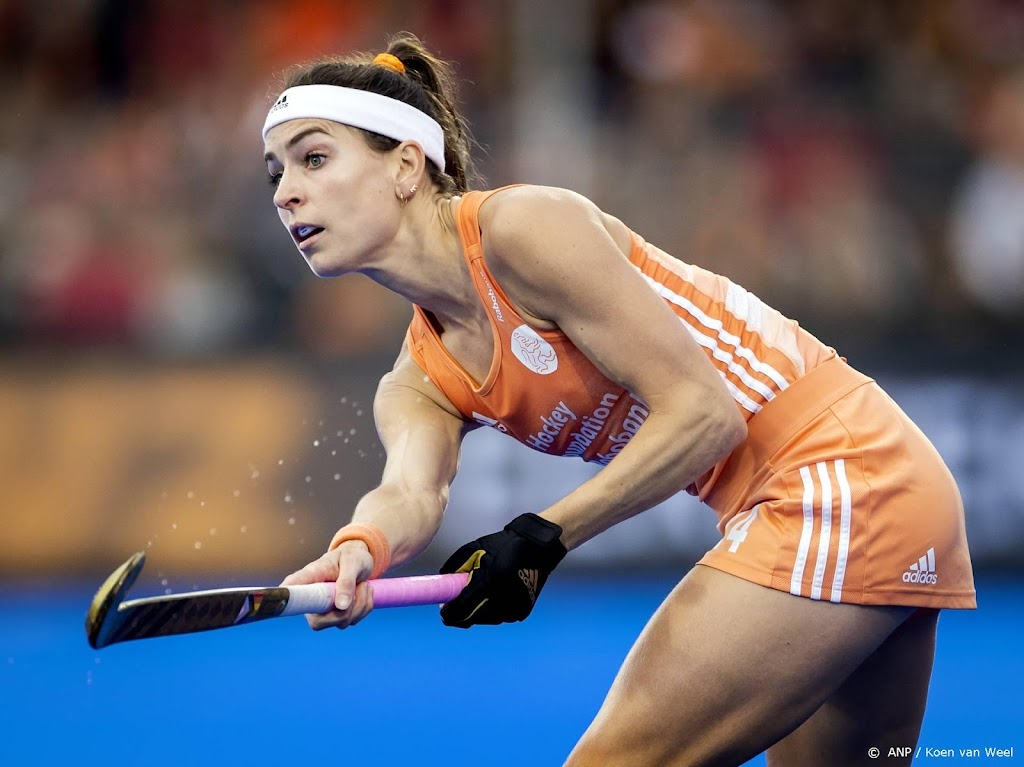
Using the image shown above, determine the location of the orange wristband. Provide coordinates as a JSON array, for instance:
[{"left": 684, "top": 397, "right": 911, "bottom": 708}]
[{"left": 328, "top": 523, "right": 391, "bottom": 580}]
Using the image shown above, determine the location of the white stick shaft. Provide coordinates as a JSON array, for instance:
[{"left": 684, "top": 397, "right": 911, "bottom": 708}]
[{"left": 280, "top": 583, "right": 335, "bottom": 616}]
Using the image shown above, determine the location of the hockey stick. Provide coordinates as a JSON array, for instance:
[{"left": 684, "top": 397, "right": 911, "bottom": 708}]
[{"left": 86, "top": 551, "right": 469, "bottom": 649}]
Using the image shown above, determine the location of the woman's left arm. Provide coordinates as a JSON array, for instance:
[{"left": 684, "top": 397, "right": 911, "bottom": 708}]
[{"left": 485, "top": 187, "right": 747, "bottom": 550}]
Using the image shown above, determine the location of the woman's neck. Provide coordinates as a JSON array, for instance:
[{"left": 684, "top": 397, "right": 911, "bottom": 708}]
[{"left": 362, "top": 195, "right": 476, "bottom": 325}]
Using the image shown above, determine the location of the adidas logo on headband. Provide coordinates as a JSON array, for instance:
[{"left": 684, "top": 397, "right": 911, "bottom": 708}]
[{"left": 269, "top": 94, "right": 289, "bottom": 114}]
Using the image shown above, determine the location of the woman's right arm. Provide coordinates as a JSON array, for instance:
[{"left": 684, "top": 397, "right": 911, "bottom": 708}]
[{"left": 280, "top": 343, "right": 473, "bottom": 629}]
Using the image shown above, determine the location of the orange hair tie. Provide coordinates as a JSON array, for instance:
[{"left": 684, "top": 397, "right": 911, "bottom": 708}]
[
  {"left": 373, "top": 53, "right": 406, "bottom": 75},
  {"left": 328, "top": 523, "right": 392, "bottom": 579}
]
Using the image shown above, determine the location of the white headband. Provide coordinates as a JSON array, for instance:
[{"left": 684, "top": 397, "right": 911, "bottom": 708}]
[{"left": 262, "top": 84, "right": 446, "bottom": 172}]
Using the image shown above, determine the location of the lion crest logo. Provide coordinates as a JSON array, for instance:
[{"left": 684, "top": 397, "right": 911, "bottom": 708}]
[{"left": 510, "top": 325, "right": 558, "bottom": 375}]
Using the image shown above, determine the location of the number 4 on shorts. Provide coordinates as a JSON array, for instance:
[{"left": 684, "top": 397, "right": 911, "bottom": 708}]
[{"left": 724, "top": 506, "right": 760, "bottom": 553}]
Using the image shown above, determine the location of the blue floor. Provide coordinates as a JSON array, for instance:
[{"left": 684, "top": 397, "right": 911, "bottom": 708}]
[{"left": 1, "top": 573, "right": 1020, "bottom": 766}]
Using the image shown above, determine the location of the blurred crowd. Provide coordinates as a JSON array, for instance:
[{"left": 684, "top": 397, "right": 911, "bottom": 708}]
[{"left": 2, "top": 0, "right": 1023, "bottom": 369}]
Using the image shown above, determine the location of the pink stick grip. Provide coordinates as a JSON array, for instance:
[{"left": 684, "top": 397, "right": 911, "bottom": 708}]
[
  {"left": 368, "top": 572, "right": 470, "bottom": 607},
  {"left": 282, "top": 572, "right": 470, "bottom": 616}
]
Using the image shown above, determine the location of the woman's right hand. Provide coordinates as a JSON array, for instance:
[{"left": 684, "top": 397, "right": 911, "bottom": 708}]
[{"left": 279, "top": 540, "right": 376, "bottom": 630}]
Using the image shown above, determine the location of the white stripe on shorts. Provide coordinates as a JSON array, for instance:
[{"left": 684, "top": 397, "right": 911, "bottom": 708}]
[
  {"left": 810, "top": 462, "right": 834, "bottom": 600},
  {"left": 791, "top": 466, "right": 816, "bottom": 596},
  {"left": 830, "top": 459, "right": 853, "bottom": 603},
  {"left": 790, "top": 461, "right": 854, "bottom": 602}
]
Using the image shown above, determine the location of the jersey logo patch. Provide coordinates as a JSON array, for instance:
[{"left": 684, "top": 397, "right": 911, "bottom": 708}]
[
  {"left": 510, "top": 325, "right": 558, "bottom": 375},
  {"left": 903, "top": 548, "right": 938, "bottom": 585}
]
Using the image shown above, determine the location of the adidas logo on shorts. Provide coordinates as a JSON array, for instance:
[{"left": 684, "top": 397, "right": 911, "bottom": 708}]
[{"left": 902, "top": 547, "right": 938, "bottom": 585}]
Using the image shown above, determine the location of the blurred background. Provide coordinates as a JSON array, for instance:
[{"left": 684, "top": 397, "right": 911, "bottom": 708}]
[
  {"left": 2, "top": 0, "right": 1023, "bottom": 579},
  {"left": 1, "top": 0, "right": 1022, "bottom": 764}
]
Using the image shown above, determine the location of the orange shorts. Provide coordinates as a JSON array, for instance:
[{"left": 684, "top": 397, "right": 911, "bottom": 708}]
[{"left": 698, "top": 357, "right": 976, "bottom": 610}]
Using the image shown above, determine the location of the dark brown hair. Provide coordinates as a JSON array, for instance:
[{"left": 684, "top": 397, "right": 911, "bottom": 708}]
[{"left": 280, "top": 32, "right": 481, "bottom": 195}]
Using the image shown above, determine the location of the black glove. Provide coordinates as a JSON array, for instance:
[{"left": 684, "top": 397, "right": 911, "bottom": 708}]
[{"left": 439, "top": 513, "right": 567, "bottom": 628}]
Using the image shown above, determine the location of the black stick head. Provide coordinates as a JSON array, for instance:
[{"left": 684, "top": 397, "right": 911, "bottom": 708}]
[{"left": 85, "top": 551, "right": 146, "bottom": 649}]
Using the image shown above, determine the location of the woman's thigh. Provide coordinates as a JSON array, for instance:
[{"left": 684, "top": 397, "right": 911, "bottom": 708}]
[
  {"left": 767, "top": 608, "right": 938, "bottom": 767},
  {"left": 565, "top": 565, "right": 914, "bottom": 767}
]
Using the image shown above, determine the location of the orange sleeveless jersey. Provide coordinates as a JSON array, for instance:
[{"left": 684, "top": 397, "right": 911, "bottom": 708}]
[{"left": 406, "top": 188, "right": 976, "bottom": 610}]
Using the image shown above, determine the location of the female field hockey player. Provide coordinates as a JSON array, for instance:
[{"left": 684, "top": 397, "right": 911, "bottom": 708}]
[{"left": 270, "top": 34, "right": 975, "bottom": 767}]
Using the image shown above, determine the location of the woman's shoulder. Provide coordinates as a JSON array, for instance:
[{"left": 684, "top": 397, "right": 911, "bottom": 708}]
[
  {"left": 476, "top": 184, "right": 631, "bottom": 257},
  {"left": 476, "top": 184, "right": 607, "bottom": 238},
  {"left": 477, "top": 183, "right": 593, "bottom": 213}
]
